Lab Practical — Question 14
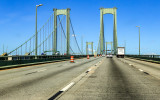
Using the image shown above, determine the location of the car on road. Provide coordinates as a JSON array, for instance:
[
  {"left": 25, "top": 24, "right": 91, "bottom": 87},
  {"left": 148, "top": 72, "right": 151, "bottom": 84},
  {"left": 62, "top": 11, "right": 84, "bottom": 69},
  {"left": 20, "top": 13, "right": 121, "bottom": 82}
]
[
  {"left": 106, "top": 54, "right": 113, "bottom": 58},
  {"left": 102, "top": 54, "right": 105, "bottom": 57}
]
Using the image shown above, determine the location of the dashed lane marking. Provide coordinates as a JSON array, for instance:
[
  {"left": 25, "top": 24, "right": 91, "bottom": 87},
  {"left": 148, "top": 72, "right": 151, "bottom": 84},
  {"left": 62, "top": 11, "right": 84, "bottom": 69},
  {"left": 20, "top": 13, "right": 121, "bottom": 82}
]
[
  {"left": 61, "top": 82, "right": 75, "bottom": 92},
  {"left": 48, "top": 59, "right": 103, "bottom": 100},
  {"left": 139, "top": 69, "right": 143, "bottom": 72}
]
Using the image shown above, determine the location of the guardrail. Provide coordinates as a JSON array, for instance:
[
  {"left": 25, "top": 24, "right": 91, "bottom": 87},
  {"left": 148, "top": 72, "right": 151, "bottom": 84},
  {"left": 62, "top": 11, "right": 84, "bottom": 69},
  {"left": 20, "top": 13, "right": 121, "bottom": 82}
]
[
  {"left": 125, "top": 55, "right": 160, "bottom": 61},
  {"left": 0, "top": 55, "right": 94, "bottom": 67}
]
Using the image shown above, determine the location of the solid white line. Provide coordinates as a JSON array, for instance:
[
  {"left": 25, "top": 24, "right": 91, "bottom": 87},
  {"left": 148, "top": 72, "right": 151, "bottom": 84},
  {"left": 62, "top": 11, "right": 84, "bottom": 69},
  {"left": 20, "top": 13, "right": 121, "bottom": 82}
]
[
  {"left": 61, "top": 82, "right": 75, "bottom": 92},
  {"left": 139, "top": 69, "right": 143, "bottom": 72}
]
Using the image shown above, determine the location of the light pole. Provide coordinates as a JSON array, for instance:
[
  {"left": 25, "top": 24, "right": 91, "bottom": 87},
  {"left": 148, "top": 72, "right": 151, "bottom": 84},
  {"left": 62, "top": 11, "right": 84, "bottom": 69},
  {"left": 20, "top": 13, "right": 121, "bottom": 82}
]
[
  {"left": 136, "top": 26, "right": 140, "bottom": 55},
  {"left": 35, "top": 4, "right": 43, "bottom": 59}
]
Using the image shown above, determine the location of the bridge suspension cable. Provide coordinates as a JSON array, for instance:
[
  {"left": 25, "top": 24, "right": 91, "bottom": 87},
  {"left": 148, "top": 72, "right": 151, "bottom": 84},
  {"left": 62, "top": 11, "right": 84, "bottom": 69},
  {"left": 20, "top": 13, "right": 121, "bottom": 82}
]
[
  {"left": 69, "top": 18, "right": 83, "bottom": 55},
  {"left": 7, "top": 9, "right": 83, "bottom": 56},
  {"left": 57, "top": 16, "right": 75, "bottom": 54},
  {"left": 7, "top": 13, "right": 54, "bottom": 55}
]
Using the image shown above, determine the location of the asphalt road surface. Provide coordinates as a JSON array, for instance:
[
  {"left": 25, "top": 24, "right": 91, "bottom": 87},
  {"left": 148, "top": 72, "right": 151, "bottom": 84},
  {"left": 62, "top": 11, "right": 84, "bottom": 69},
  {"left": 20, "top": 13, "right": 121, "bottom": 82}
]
[
  {"left": 59, "top": 57, "right": 160, "bottom": 100},
  {"left": 119, "top": 57, "right": 160, "bottom": 79},
  {"left": 0, "top": 57, "right": 102, "bottom": 100}
]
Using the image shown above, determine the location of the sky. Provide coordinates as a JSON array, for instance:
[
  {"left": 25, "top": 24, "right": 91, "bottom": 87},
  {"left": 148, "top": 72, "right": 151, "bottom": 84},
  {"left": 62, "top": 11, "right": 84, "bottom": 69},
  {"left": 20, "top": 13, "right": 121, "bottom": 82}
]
[{"left": 0, "top": 0, "right": 160, "bottom": 55}]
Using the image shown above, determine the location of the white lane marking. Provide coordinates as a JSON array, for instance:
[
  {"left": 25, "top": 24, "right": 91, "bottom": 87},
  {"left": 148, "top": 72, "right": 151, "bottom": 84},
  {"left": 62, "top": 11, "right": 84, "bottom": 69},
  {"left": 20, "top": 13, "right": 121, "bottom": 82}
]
[
  {"left": 61, "top": 82, "right": 75, "bottom": 92},
  {"left": 37, "top": 69, "right": 47, "bottom": 72},
  {"left": 139, "top": 69, "right": 143, "bottom": 72},
  {"left": 87, "top": 68, "right": 92, "bottom": 72}
]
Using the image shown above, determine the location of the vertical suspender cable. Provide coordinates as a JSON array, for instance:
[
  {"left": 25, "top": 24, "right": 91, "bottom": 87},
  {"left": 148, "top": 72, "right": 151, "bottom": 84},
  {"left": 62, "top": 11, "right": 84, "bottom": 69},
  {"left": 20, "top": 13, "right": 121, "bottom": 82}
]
[
  {"left": 30, "top": 39, "right": 31, "bottom": 54},
  {"left": 21, "top": 46, "right": 22, "bottom": 55},
  {"left": 45, "top": 23, "right": 47, "bottom": 53},
  {"left": 48, "top": 18, "right": 50, "bottom": 54},
  {"left": 48, "top": 20, "right": 49, "bottom": 53},
  {"left": 18, "top": 48, "right": 19, "bottom": 55},
  {"left": 16, "top": 49, "right": 17, "bottom": 55},
  {"left": 50, "top": 16, "right": 52, "bottom": 54}
]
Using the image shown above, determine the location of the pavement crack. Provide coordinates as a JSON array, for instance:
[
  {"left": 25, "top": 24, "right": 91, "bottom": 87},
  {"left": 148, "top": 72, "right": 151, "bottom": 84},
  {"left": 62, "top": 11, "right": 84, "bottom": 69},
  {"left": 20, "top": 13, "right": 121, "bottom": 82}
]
[{"left": 25, "top": 71, "right": 37, "bottom": 75}]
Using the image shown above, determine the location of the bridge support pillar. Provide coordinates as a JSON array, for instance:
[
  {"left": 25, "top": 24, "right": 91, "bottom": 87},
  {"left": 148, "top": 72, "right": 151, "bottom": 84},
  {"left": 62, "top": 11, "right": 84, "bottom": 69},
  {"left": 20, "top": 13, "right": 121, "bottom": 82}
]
[
  {"left": 66, "top": 8, "right": 70, "bottom": 55},
  {"left": 100, "top": 7, "right": 118, "bottom": 55},
  {"left": 86, "top": 42, "right": 88, "bottom": 55},
  {"left": 86, "top": 42, "right": 93, "bottom": 55},
  {"left": 53, "top": 8, "right": 70, "bottom": 55},
  {"left": 53, "top": 9, "right": 57, "bottom": 55}
]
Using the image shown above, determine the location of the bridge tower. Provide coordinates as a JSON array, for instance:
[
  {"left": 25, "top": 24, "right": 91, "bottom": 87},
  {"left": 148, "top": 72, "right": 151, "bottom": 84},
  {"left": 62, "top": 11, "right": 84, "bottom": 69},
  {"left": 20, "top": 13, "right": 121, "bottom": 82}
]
[
  {"left": 86, "top": 42, "right": 93, "bottom": 55},
  {"left": 100, "top": 7, "right": 118, "bottom": 55},
  {"left": 53, "top": 8, "right": 70, "bottom": 55}
]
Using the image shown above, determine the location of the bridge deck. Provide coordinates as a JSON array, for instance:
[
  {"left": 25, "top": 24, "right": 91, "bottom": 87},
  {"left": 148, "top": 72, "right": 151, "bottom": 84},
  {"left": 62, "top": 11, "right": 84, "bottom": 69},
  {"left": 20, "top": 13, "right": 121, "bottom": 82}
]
[
  {"left": 0, "top": 57, "right": 102, "bottom": 100},
  {"left": 59, "top": 57, "right": 160, "bottom": 100}
]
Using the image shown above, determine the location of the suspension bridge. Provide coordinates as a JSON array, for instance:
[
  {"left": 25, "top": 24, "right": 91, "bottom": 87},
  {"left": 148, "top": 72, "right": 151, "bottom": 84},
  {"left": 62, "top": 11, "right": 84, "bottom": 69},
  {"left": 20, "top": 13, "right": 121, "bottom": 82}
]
[
  {"left": 1, "top": 8, "right": 118, "bottom": 57},
  {"left": 0, "top": 7, "right": 160, "bottom": 100},
  {"left": 4, "top": 8, "right": 82, "bottom": 56},
  {"left": 0, "top": 7, "right": 118, "bottom": 66}
]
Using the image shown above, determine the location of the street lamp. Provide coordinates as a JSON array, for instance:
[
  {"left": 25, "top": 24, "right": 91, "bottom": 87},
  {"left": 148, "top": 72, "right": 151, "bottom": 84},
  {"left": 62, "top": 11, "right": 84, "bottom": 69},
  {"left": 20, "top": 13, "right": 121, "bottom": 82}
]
[
  {"left": 136, "top": 26, "right": 140, "bottom": 55},
  {"left": 35, "top": 4, "right": 43, "bottom": 59}
]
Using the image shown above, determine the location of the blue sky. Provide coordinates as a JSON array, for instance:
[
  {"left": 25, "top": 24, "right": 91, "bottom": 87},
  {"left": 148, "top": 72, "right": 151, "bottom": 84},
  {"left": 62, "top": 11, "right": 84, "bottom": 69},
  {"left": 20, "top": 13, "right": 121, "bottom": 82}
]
[{"left": 0, "top": 0, "right": 160, "bottom": 55}]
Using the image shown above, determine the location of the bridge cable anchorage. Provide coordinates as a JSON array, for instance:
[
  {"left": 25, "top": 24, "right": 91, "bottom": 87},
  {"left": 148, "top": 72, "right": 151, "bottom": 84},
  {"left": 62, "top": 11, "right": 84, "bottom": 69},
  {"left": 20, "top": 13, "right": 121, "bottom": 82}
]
[
  {"left": 69, "top": 18, "right": 83, "bottom": 55},
  {"left": 57, "top": 16, "right": 75, "bottom": 54}
]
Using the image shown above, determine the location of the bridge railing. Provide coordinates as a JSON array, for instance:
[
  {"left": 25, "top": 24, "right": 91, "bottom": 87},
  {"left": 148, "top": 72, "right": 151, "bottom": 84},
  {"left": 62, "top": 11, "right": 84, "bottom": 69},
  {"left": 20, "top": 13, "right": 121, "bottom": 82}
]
[
  {"left": 125, "top": 55, "right": 160, "bottom": 61},
  {"left": 0, "top": 55, "right": 93, "bottom": 61},
  {"left": 0, "top": 55, "right": 94, "bottom": 67}
]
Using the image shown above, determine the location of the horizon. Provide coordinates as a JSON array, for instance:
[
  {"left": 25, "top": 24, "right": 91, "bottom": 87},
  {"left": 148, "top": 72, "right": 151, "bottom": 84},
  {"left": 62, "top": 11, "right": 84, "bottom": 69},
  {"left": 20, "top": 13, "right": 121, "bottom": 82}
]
[{"left": 0, "top": 0, "right": 160, "bottom": 55}]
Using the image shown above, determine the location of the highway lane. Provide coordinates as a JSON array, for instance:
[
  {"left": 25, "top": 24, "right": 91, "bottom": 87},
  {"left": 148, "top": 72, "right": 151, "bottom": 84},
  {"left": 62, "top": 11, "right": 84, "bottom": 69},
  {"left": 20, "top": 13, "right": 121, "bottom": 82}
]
[
  {"left": 59, "top": 57, "right": 160, "bottom": 100},
  {"left": 0, "top": 57, "right": 103, "bottom": 100},
  {"left": 119, "top": 57, "right": 160, "bottom": 79}
]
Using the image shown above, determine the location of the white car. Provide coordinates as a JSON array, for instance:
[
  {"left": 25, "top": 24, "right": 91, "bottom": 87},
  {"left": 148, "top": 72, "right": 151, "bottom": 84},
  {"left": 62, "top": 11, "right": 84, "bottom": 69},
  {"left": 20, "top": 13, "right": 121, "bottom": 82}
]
[
  {"left": 106, "top": 54, "right": 113, "bottom": 58},
  {"left": 102, "top": 54, "right": 105, "bottom": 57}
]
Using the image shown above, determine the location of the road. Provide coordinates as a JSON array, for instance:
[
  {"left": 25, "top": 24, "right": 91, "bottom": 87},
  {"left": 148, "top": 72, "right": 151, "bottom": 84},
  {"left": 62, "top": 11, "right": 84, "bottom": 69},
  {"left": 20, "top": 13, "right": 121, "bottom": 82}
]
[
  {"left": 119, "top": 57, "right": 160, "bottom": 79},
  {"left": 59, "top": 57, "right": 160, "bottom": 100},
  {"left": 0, "top": 57, "right": 102, "bottom": 100}
]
